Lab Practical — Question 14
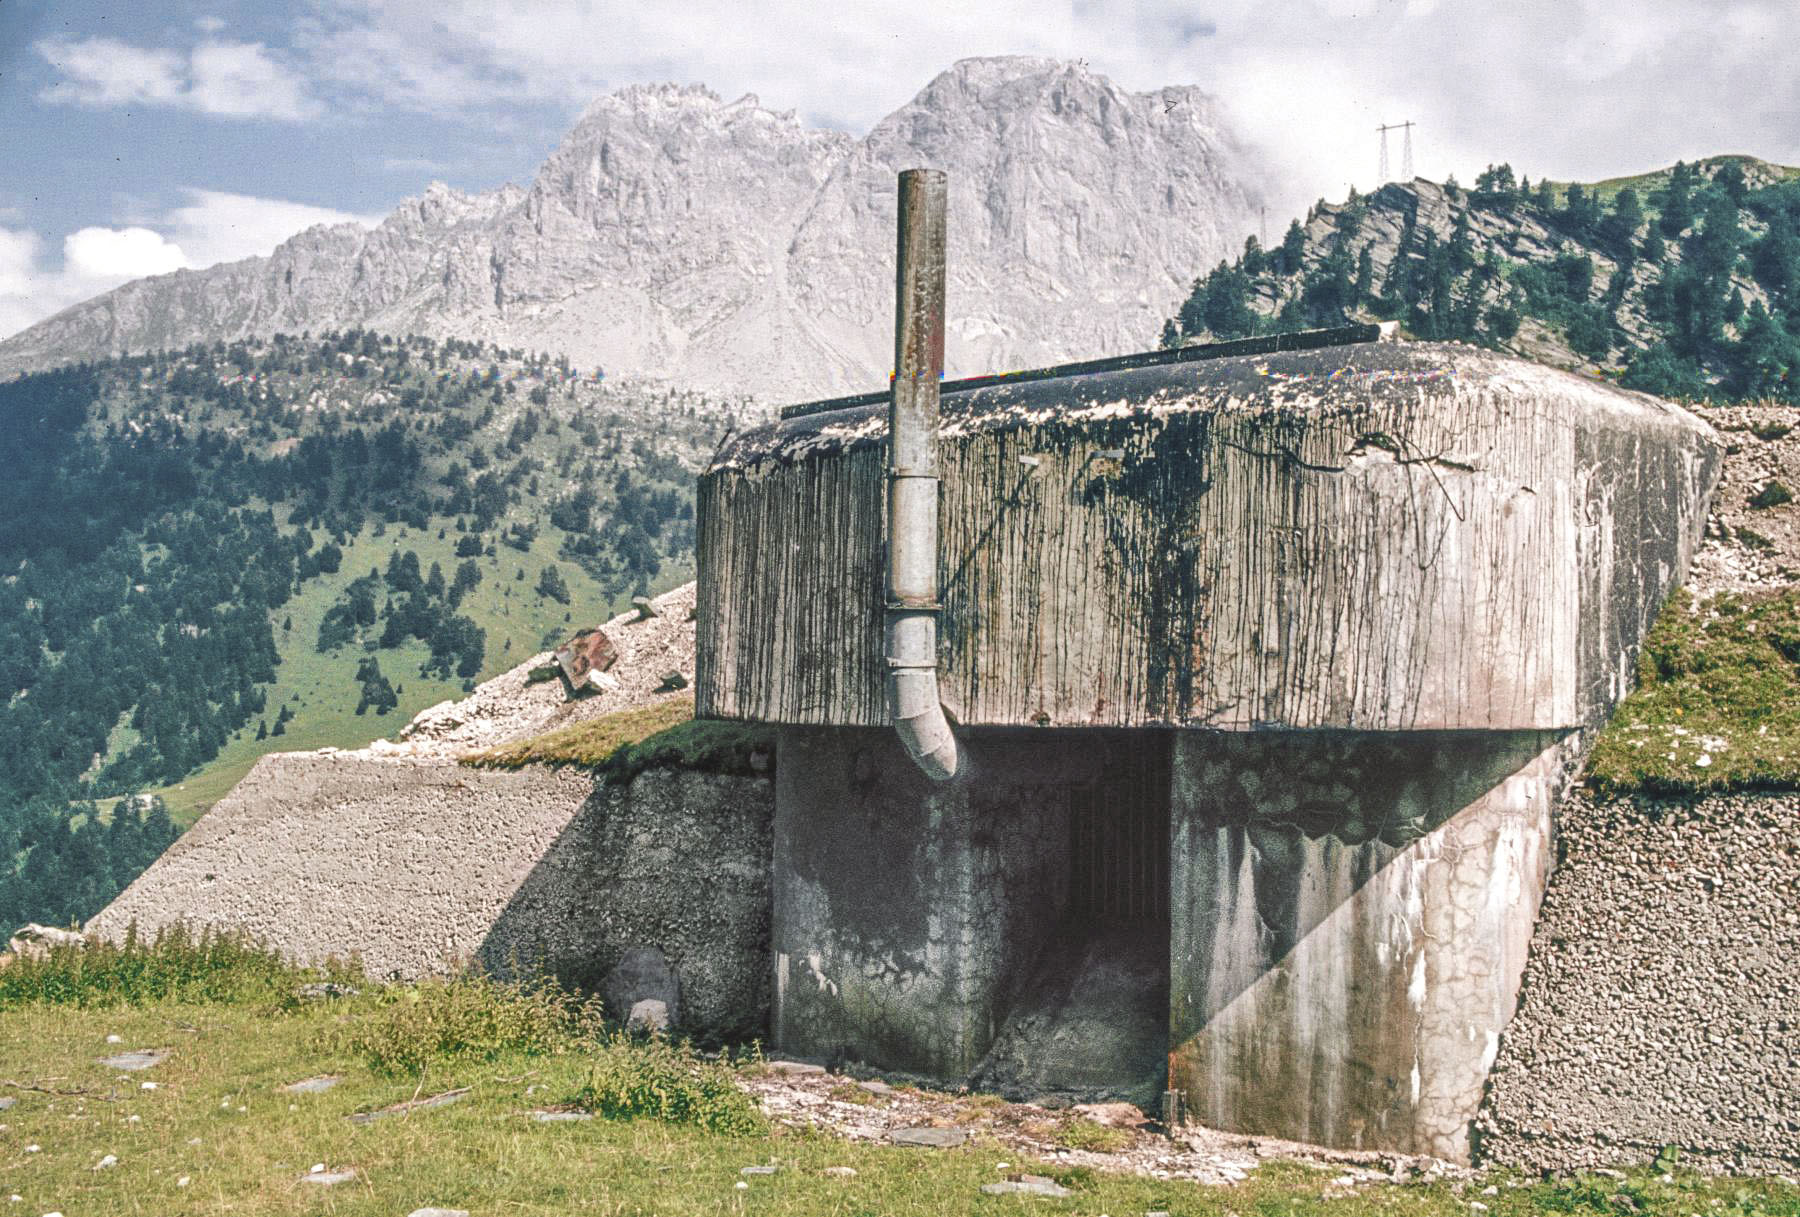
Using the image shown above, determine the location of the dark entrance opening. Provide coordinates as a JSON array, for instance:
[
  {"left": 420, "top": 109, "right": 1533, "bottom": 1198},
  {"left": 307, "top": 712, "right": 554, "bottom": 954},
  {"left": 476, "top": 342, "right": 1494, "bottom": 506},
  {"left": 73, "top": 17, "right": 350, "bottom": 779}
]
[
  {"left": 1070, "top": 747, "right": 1171, "bottom": 925},
  {"left": 971, "top": 732, "right": 1172, "bottom": 1108}
]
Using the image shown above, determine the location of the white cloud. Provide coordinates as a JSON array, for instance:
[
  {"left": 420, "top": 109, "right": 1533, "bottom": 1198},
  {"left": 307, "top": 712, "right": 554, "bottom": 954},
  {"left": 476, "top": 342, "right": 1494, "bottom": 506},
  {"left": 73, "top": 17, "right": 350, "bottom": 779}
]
[
  {"left": 0, "top": 226, "right": 156, "bottom": 340},
  {"left": 382, "top": 155, "right": 452, "bottom": 175},
  {"left": 0, "top": 231, "right": 53, "bottom": 340},
  {"left": 188, "top": 42, "right": 318, "bottom": 120},
  {"left": 36, "top": 35, "right": 319, "bottom": 121},
  {"left": 295, "top": 0, "right": 1800, "bottom": 215},
  {"left": 0, "top": 230, "right": 44, "bottom": 303},
  {"left": 163, "top": 189, "right": 381, "bottom": 268},
  {"left": 0, "top": 192, "right": 378, "bottom": 341},
  {"left": 36, "top": 36, "right": 187, "bottom": 108},
  {"left": 63, "top": 227, "right": 189, "bottom": 280}
]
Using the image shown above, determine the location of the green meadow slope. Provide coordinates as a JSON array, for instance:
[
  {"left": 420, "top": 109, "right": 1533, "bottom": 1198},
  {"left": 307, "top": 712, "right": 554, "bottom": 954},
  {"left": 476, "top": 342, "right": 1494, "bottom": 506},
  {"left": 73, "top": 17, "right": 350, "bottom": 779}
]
[{"left": 0, "top": 331, "right": 750, "bottom": 927}]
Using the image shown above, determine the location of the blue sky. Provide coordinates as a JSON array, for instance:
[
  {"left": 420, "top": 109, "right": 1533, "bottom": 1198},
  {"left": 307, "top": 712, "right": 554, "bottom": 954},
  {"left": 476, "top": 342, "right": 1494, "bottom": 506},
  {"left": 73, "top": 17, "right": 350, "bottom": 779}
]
[{"left": 3, "top": 0, "right": 1795, "bottom": 340}]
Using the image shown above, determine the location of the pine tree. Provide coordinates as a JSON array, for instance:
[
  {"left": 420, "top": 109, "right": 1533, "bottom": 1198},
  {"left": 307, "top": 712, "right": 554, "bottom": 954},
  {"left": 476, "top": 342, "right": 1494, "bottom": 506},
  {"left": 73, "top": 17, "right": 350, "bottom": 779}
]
[
  {"left": 535, "top": 564, "right": 572, "bottom": 605},
  {"left": 1559, "top": 184, "right": 1602, "bottom": 239},
  {"left": 1473, "top": 163, "right": 1518, "bottom": 211},
  {"left": 1658, "top": 162, "right": 1698, "bottom": 236},
  {"left": 1599, "top": 188, "right": 1644, "bottom": 261},
  {"left": 1279, "top": 220, "right": 1307, "bottom": 275},
  {"left": 1240, "top": 236, "right": 1267, "bottom": 276}
]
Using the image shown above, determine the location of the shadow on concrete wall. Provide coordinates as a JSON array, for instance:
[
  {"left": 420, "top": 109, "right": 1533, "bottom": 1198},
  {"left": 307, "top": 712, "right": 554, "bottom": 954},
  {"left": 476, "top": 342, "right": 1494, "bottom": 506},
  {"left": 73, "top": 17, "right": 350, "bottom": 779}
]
[
  {"left": 1172, "top": 728, "right": 1564, "bottom": 1018},
  {"left": 475, "top": 766, "right": 776, "bottom": 1045},
  {"left": 1170, "top": 728, "right": 1571, "bottom": 1159}
]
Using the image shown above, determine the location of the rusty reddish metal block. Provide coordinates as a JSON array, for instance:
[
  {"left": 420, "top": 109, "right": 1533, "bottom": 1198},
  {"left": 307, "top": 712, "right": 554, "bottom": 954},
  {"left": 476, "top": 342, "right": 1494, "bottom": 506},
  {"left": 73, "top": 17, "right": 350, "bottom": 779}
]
[{"left": 554, "top": 629, "right": 619, "bottom": 689}]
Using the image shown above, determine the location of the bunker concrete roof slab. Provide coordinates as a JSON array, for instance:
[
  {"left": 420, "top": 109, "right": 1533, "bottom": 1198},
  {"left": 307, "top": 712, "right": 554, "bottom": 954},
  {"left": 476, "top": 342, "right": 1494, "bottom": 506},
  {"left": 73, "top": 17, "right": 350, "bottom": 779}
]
[{"left": 697, "top": 338, "right": 1721, "bottom": 732}]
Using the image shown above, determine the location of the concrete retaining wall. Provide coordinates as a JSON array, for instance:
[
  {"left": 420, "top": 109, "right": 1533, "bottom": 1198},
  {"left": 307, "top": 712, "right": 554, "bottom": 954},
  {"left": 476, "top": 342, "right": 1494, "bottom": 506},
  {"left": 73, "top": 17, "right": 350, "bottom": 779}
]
[
  {"left": 1477, "top": 790, "right": 1800, "bottom": 1174},
  {"left": 89, "top": 754, "right": 592, "bottom": 977},
  {"left": 89, "top": 751, "right": 775, "bottom": 1043}
]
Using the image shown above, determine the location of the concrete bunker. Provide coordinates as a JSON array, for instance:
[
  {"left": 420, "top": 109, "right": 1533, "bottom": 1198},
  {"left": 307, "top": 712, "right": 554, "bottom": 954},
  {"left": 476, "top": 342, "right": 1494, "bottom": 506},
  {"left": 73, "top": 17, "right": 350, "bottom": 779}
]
[{"left": 696, "top": 174, "right": 1722, "bottom": 1161}]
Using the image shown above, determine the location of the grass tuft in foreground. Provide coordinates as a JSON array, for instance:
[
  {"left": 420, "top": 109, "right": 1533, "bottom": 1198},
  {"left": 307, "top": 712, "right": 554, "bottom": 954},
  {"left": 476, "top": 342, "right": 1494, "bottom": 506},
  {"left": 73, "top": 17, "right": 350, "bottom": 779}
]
[
  {"left": 575, "top": 1031, "right": 765, "bottom": 1135},
  {"left": 1588, "top": 589, "right": 1800, "bottom": 796},
  {"left": 317, "top": 972, "right": 604, "bottom": 1078},
  {"left": 464, "top": 695, "right": 775, "bottom": 781},
  {"left": 0, "top": 923, "right": 348, "bottom": 1010}
]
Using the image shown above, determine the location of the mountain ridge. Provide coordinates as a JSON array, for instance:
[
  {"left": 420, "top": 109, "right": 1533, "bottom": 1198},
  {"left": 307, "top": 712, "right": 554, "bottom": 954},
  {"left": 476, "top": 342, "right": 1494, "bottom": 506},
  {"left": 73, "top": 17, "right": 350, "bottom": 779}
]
[
  {"left": 0, "top": 57, "right": 1268, "bottom": 401},
  {"left": 1163, "top": 156, "right": 1800, "bottom": 403}
]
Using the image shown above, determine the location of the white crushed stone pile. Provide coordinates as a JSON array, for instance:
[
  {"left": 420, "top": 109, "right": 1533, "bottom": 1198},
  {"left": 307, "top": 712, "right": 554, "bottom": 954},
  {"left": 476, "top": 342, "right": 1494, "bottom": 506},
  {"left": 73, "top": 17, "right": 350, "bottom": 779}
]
[
  {"left": 1685, "top": 404, "right": 1800, "bottom": 596},
  {"left": 1477, "top": 791, "right": 1800, "bottom": 1175},
  {"left": 357, "top": 582, "right": 697, "bottom": 762}
]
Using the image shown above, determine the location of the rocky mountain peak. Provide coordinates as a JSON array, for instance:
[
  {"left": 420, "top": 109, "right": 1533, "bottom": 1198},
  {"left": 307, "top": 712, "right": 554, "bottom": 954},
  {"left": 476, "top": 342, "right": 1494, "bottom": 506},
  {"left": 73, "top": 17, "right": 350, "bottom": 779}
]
[{"left": 0, "top": 59, "right": 1271, "bottom": 400}]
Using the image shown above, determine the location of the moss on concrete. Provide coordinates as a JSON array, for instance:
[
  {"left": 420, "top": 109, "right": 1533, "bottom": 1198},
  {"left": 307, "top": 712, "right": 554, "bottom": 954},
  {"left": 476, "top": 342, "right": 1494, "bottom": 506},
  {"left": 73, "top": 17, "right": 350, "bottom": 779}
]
[
  {"left": 463, "top": 696, "right": 774, "bottom": 781},
  {"left": 1586, "top": 589, "right": 1800, "bottom": 796}
]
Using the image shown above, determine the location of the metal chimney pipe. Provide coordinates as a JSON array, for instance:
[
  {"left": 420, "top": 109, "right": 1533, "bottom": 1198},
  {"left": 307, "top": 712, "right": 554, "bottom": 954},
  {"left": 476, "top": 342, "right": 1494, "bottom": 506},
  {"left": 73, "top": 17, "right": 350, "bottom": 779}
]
[{"left": 886, "top": 168, "right": 958, "bottom": 780}]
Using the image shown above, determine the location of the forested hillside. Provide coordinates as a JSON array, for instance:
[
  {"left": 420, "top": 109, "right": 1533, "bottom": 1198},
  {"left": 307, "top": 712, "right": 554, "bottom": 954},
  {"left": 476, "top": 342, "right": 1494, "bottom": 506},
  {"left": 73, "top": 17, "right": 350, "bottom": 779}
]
[
  {"left": 0, "top": 332, "right": 747, "bottom": 930},
  {"left": 1164, "top": 156, "right": 1800, "bottom": 401}
]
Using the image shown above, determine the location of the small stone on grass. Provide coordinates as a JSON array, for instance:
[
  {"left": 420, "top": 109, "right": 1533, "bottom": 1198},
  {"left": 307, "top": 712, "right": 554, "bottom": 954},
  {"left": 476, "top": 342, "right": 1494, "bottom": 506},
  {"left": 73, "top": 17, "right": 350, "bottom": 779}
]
[
  {"left": 281, "top": 1076, "right": 340, "bottom": 1094},
  {"left": 889, "top": 1126, "right": 966, "bottom": 1148},
  {"left": 348, "top": 1087, "right": 467, "bottom": 1125},
  {"left": 982, "top": 1175, "right": 1073, "bottom": 1198},
  {"left": 98, "top": 1048, "right": 167, "bottom": 1071}
]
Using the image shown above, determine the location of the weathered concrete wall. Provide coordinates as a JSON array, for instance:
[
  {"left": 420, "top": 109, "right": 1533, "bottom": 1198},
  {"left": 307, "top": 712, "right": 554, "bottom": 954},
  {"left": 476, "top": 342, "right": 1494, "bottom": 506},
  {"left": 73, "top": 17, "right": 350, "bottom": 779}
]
[
  {"left": 773, "top": 727, "right": 1165, "bottom": 1080},
  {"left": 480, "top": 767, "right": 775, "bottom": 1044},
  {"left": 700, "top": 342, "right": 1720, "bottom": 733},
  {"left": 89, "top": 752, "right": 775, "bottom": 1042},
  {"left": 1477, "top": 791, "right": 1800, "bottom": 1174},
  {"left": 1167, "top": 729, "right": 1574, "bottom": 1163}
]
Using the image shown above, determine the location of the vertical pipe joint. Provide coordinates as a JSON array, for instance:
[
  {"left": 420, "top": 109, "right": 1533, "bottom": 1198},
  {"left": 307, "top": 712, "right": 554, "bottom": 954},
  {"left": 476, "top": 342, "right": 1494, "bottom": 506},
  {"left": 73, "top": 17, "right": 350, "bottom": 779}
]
[{"left": 887, "top": 169, "right": 958, "bottom": 781}]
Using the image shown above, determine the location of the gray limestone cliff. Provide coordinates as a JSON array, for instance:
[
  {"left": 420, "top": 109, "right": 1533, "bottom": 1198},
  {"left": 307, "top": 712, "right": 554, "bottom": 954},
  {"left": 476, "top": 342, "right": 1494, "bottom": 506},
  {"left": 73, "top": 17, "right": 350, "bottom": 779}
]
[{"left": 0, "top": 57, "right": 1268, "bottom": 400}]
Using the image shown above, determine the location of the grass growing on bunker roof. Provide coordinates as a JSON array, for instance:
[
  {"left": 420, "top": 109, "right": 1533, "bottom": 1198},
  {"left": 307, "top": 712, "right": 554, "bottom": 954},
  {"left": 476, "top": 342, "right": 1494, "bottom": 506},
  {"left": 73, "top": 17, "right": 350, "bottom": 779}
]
[
  {"left": 1587, "top": 588, "right": 1800, "bottom": 797},
  {"left": 461, "top": 695, "right": 774, "bottom": 780}
]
